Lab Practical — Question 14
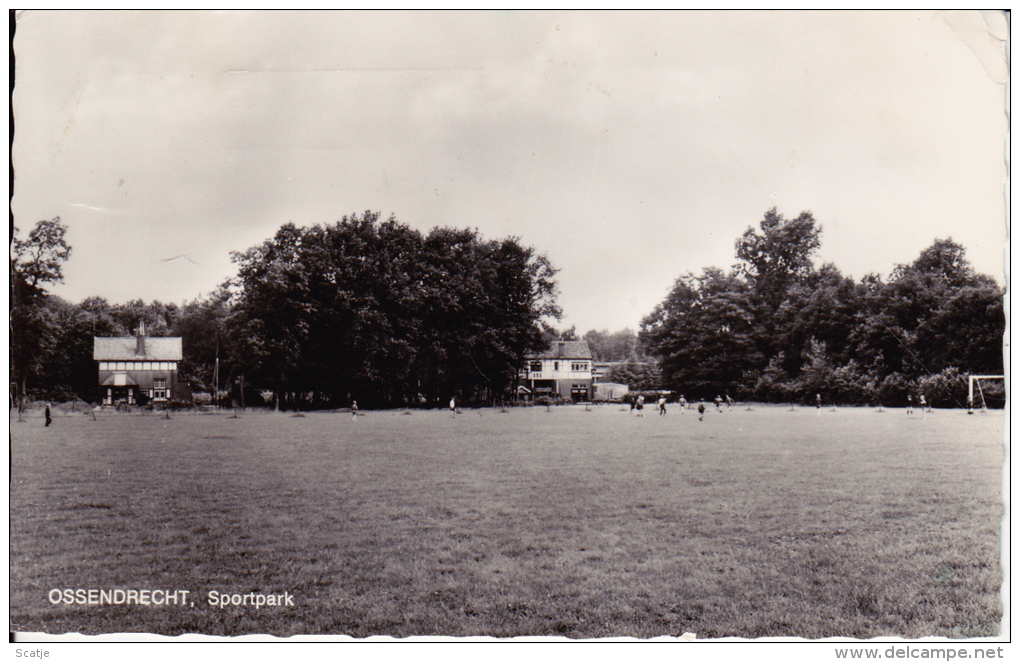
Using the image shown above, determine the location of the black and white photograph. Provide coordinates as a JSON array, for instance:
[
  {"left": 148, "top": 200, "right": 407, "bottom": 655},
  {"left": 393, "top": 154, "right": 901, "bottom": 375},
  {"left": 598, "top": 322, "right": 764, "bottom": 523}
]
[{"left": 9, "top": 9, "right": 1009, "bottom": 656}]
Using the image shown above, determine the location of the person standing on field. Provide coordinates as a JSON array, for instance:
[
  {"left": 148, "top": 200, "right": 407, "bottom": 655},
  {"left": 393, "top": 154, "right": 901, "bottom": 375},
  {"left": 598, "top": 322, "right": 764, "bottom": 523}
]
[
  {"left": 697, "top": 401, "right": 706, "bottom": 421},
  {"left": 450, "top": 396, "right": 457, "bottom": 417},
  {"left": 906, "top": 395, "right": 913, "bottom": 415},
  {"left": 678, "top": 395, "right": 687, "bottom": 413},
  {"left": 658, "top": 396, "right": 667, "bottom": 416},
  {"left": 351, "top": 400, "right": 358, "bottom": 419},
  {"left": 44, "top": 403, "right": 52, "bottom": 427}
]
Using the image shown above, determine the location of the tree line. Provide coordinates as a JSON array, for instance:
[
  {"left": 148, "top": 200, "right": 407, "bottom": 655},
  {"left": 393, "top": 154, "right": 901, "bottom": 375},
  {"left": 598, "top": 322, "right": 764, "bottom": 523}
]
[
  {"left": 11, "top": 208, "right": 1005, "bottom": 409},
  {"left": 640, "top": 209, "right": 1005, "bottom": 407}
]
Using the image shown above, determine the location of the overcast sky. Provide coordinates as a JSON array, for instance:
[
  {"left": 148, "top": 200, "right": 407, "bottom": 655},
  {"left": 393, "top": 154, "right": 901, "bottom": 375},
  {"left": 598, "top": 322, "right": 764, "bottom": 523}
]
[{"left": 12, "top": 10, "right": 1008, "bottom": 334}]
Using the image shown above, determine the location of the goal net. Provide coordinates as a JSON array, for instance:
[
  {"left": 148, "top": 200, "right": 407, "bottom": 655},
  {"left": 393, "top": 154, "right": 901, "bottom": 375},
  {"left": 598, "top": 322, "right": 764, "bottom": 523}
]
[{"left": 968, "top": 375, "right": 1005, "bottom": 413}]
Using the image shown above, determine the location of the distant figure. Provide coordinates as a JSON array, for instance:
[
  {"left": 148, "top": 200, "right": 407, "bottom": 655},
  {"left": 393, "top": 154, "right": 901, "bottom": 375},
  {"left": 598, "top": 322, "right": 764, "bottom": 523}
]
[
  {"left": 450, "top": 397, "right": 457, "bottom": 417},
  {"left": 678, "top": 395, "right": 687, "bottom": 413},
  {"left": 725, "top": 394, "right": 734, "bottom": 408},
  {"left": 629, "top": 399, "right": 636, "bottom": 415},
  {"left": 635, "top": 395, "right": 644, "bottom": 417},
  {"left": 44, "top": 403, "right": 52, "bottom": 427},
  {"left": 714, "top": 395, "right": 722, "bottom": 412},
  {"left": 697, "top": 401, "right": 706, "bottom": 421},
  {"left": 658, "top": 396, "right": 667, "bottom": 416},
  {"left": 816, "top": 393, "right": 822, "bottom": 409},
  {"left": 351, "top": 400, "right": 358, "bottom": 419},
  {"left": 906, "top": 395, "right": 913, "bottom": 415},
  {"left": 919, "top": 395, "right": 928, "bottom": 412}
]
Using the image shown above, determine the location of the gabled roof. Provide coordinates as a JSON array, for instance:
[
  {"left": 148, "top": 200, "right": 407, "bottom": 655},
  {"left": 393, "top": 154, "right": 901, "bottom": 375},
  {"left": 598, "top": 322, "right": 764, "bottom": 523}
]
[
  {"left": 100, "top": 372, "right": 138, "bottom": 386},
  {"left": 527, "top": 340, "right": 593, "bottom": 360},
  {"left": 93, "top": 337, "right": 183, "bottom": 361}
]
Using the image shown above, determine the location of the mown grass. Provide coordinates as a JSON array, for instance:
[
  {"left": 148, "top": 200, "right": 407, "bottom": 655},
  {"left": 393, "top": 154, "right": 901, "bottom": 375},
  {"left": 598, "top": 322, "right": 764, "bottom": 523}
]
[{"left": 9, "top": 404, "right": 1004, "bottom": 638}]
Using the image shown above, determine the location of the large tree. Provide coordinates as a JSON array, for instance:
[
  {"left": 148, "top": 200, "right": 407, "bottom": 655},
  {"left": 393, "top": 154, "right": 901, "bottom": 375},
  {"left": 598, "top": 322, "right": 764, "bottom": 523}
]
[
  {"left": 228, "top": 222, "right": 316, "bottom": 409},
  {"left": 10, "top": 218, "right": 72, "bottom": 404},
  {"left": 583, "top": 328, "right": 640, "bottom": 362},
  {"left": 735, "top": 208, "right": 822, "bottom": 310},
  {"left": 640, "top": 268, "right": 763, "bottom": 399},
  {"left": 228, "top": 212, "right": 559, "bottom": 409},
  {"left": 172, "top": 287, "right": 233, "bottom": 394},
  {"left": 771, "top": 263, "right": 862, "bottom": 376}
]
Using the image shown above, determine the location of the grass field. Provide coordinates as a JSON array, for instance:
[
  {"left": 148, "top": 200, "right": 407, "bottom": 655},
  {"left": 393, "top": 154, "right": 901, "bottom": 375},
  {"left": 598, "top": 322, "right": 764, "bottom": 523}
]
[{"left": 9, "top": 403, "right": 1005, "bottom": 639}]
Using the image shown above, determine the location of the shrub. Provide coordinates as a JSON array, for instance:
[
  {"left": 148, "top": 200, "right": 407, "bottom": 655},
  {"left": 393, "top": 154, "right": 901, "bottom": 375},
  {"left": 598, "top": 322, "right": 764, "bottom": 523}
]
[
  {"left": 876, "top": 373, "right": 912, "bottom": 407},
  {"left": 192, "top": 391, "right": 213, "bottom": 405},
  {"left": 915, "top": 367, "right": 968, "bottom": 408},
  {"left": 828, "top": 360, "right": 878, "bottom": 405}
]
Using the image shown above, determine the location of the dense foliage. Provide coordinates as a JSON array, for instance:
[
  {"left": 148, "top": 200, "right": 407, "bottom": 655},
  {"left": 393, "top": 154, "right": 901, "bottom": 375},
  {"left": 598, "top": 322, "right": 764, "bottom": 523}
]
[
  {"left": 12, "top": 210, "right": 1005, "bottom": 409},
  {"left": 226, "top": 212, "right": 559, "bottom": 409},
  {"left": 11, "top": 219, "right": 72, "bottom": 404},
  {"left": 640, "top": 209, "right": 1005, "bottom": 406}
]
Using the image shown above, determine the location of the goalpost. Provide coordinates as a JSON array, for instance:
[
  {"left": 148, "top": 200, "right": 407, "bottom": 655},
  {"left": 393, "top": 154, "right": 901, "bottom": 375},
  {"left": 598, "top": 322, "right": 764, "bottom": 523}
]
[{"left": 968, "top": 375, "right": 1005, "bottom": 413}]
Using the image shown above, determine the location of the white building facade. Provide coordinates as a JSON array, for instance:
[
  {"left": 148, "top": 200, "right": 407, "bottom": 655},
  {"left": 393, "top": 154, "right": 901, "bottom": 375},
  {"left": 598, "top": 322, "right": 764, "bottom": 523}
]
[{"left": 520, "top": 340, "right": 594, "bottom": 401}]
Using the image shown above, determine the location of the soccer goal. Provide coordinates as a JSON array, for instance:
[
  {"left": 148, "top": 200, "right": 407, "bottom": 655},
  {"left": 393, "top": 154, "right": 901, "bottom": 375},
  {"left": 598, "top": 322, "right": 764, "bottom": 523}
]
[{"left": 968, "top": 374, "right": 1005, "bottom": 413}]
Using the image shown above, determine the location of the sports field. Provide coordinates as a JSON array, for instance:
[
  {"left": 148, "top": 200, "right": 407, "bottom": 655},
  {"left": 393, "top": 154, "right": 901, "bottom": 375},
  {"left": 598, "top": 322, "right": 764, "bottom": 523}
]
[{"left": 9, "top": 404, "right": 1004, "bottom": 639}]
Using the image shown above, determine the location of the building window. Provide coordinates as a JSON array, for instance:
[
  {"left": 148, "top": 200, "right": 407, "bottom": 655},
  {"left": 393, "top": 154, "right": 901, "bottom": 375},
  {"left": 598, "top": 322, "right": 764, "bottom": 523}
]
[
  {"left": 554, "top": 361, "right": 559, "bottom": 371},
  {"left": 530, "top": 361, "right": 542, "bottom": 372},
  {"left": 153, "top": 378, "right": 167, "bottom": 400},
  {"left": 99, "top": 362, "right": 109, "bottom": 371},
  {"left": 116, "top": 362, "right": 126, "bottom": 371},
  {"left": 571, "top": 362, "right": 588, "bottom": 371}
]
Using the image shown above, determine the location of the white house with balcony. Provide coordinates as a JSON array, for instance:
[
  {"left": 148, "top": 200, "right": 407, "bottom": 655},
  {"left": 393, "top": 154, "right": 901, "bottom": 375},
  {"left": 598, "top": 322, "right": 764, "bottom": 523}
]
[{"left": 520, "top": 340, "right": 594, "bottom": 402}]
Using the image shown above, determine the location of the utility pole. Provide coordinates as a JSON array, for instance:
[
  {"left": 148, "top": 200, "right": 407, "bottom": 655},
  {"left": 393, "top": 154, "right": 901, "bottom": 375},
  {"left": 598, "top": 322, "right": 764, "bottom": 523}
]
[{"left": 213, "top": 332, "right": 220, "bottom": 409}]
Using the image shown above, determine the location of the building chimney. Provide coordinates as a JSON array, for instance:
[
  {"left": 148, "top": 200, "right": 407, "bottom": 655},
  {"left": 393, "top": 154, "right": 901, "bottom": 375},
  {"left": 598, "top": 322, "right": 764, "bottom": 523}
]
[
  {"left": 557, "top": 341, "right": 564, "bottom": 358},
  {"left": 136, "top": 321, "right": 146, "bottom": 356}
]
